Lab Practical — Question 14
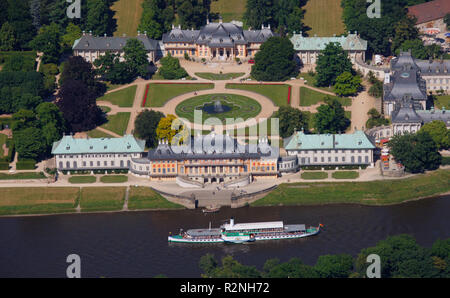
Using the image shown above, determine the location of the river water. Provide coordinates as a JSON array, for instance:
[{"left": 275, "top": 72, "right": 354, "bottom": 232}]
[{"left": 0, "top": 195, "right": 449, "bottom": 277}]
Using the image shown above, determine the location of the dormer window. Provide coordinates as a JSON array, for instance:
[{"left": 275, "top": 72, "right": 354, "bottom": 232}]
[
  {"left": 90, "top": 146, "right": 93, "bottom": 150},
  {"left": 66, "top": 145, "right": 70, "bottom": 150},
  {"left": 104, "top": 145, "right": 107, "bottom": 149}
]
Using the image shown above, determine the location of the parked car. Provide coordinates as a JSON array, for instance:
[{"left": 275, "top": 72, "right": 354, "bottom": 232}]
[{"left": 248, "top": 59, "right": 255, "bottom": 64}]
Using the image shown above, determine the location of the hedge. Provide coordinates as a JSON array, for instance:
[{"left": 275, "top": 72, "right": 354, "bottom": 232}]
[
  {"left": 301, "top": 165, "right": 367, "bottom": 171},
  {"left": 442, "top": 156, "right": 450, "bottom": 166},
  {"left": 0, "top": 161, "right": 9, "bottom": 170},
  {"left": 16, "top": 159, "right": 36, "bottom": 170}
]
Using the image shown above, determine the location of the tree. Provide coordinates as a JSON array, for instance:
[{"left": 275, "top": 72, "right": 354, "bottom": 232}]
[
  {"left": 60, "top": 56, "right": 105, "bottom": 97},
  {"left": 315, "top": 43, "right": 353, "bottom": 87},
  {"left": 397, "top": 39, "right": 442, "bottom": 60},
  {"left": 314, "top": 98, "right": 350, "bottom": 134},
  {"left": 391, "top": 16, "right": 419, "bottom": 53},
  {"left": 273, "top": 106, "right": 309, "bottom": 138},
  {"left": 156, "top": 114, "right": 185, "bottom": 144},
  {"left": 251, "top": 36, "right": 298, "bottom": 82},
  {"left": 138, "top": 0, "right": 174, "bottom": 39},
  {"left": 200, "top": 255, "right": 261, "bottom": 278},
  {"left": 263, "top": 258, "right": 320, "bottom": 278},
  {"left": 0, "top": 22, "right": 15, "bottom": 51},
  {"left": 389, "top": 131, "right": 442, "bottom": 173},
  {"left": 356, "top": 234, "right": 439, "bottom": 278},
  {"left": 244, "top": 0, "right": 275, "bottom": 29},
  {"left": 333, "top": 71, "right": 362, "bottom": 96},
  {"left": 157, "top": 53, "right": 188, "bottom": 80},
  {"left": 366, "top": 108, "right": 389, "bottom": 129},
  {"left": 315, "top": 254, "right": 354, "bottom": 278},
  {"left": 123, "top": 38, "right": 150, "bottom": 78},
  {"left": 56, "top": 79, "right": 103, "bottom": 132},
  {"left": 6, "top": 0, "right": 35, "bottom": 49},
  {"left": 29, "top": 23, "right": 62, "bottom": 64},
  {"left": 61, "top": 23, "right": 82, "bottom": 50},
  {"left": 35, "top": 102, "right": 66, "bottom": 148},
  {"left": 13, "top": 126, "right": 47, "bottom": 160},
  {"left": 419, "top": 121, "right": 450, "bottom": 150},
  {"left": 134, "top": 109, "right": 165, "bottom": 148},
  {"left": 84, "top": 0, "right": 115, "bottom": 36},
  {"left": 199, "top": 253, "right": 218, "bottom": 278}
]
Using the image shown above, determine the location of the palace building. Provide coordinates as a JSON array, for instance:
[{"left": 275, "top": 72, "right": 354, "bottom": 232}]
[
  {"left": 51, "top": 135, "right": 146, "bottom": 171},
  {"left": 408, "top": 0, "right": 450, "bottom": 34},
  {"left": 284, "top": 130, "right": 375, "bottom": 167},
  {"left": 289, "top": 32, "right": 368, "bottom": 65},
  {"left": 162, "top": 19, "right": 276, "bottom": 61},
  {"left": 129, "top": 132, "right": 280, "bottom": 187},
  {"left": 72, "top": 31, "right": 161, "bottom": 64}
]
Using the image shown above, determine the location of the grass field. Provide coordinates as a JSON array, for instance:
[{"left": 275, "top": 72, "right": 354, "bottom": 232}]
[
  {"left": 300, "top": 87, "right": 352, "bottom": 107},
  {"left": 0, "top": 172, "right": 46, "bottom": 180},
  {"left": 226, "top": 83, "right": 290, "bottom": 107},
  {"left": 100, "top": 175, "right": 128, "bottom": 183},
  {"left": 175, "top": 93, "right": 261, "bottom": 123},
  {"left": 298, "top": 73, "right": 334, "bottom": 92},
  {"left": 435, "top": 95, "right": 450, "bottom": 110},
  {"left": 128, "top": 187, "right": 184, "bottom": 210},
  {"left": 331, "top": 171, "right": 360, "bottom": 179},
  {"left": 146, "top": 83, "right": 214, "bottom": 107},
  {"left": 303, "top": 0, "right": 345, "bottom": 37},
  {"left": 301, "top": 171, "right": 328, "bottom": 180},
  {"left": 252, "top": 169, "right": 450, "bottom": 207},
  {"left": 0, "top": 187, "right": 79, "bottom": 215},
  {"left": 80, "top": 187, "right": 126, "bottom": 212},
  {"left": 87, "top": 129, "right": 116, "bottom": 138},
  {"left": 100, "top": 112, "right": 130, "bottom": 136},
  {"left": 211, "top": 0, "right": 247, "bottom": 24},
  {"left": 68, "top": 176, "right": 97, "bottom": 184},
  {"left": 195, "top": 72, "right": 245, "bottom": 80},
  {"left": 97, "top": 86, "right": 137, "bottom": 107},
  {"left": 112, "top": 0, "right": 144, "bottom": 37}
]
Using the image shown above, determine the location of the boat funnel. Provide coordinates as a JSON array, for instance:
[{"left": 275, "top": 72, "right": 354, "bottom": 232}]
[{"left": 230, "top": 218, "right": 234, "bottom": 227}]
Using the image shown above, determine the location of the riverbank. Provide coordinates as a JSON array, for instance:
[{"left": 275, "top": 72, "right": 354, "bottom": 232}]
[
  {"left": 0, "top": 186, "right": 183, "bottom": 216},
  {"left": 252, "top": 169, "right": 450, "bottom": 207}
]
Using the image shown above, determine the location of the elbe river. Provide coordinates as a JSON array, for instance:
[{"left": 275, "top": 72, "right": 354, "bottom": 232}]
[{"left": 0, "top": 195, "right": 449, "bottom": 277}]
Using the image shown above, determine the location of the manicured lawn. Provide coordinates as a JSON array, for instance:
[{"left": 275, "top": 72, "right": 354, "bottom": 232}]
[
  {"left": 195, "top": 72, "right": 245, "bottom": 80},
  {"left": 226, "top": 83, "right": 290, "bottom": 107},
  {"left": 100, "top": 112, "right": 130, "bottom": 135},
  {"left": 100, "top": 175, "right": 128, "bottom": 183},
  {"left": 146, "top": 83, "right": 214, "bottom": 107},
  {"left": 210, "top": 0, "right": 247, "bottom": 24},
  {"left": 252, "top": 169, "right": 450, "bottom": 207},
  {"left": 301, "top": 171, "right": 328, "bottom": 180},
  {"left": 175, "top": 93, "right": 261, "bottom": 123},
  {"left": 298, "top": 73, "right": 334, "bottom": 92},
  {"left": 303, "top": 0, "right": 345, "bottom": 37},
  {"left": 0, "top": 187, "right": 79, "bottom": 215},
  {"left": 96, "top": 85, "right": 136, "bottom": 107},
  {"left": 80, "top": 187, "right": 126, "bottom": 212},
  {"left": 0, "top": 172, "right": 46, "bottom": 180},
  {"left": 332, "top": 171, "right": 360, "bottom": 179},
  {"left": 300, "top": 87, "right": 352, "bottom": 106},
  {"left": 128, "top": 187, "right": 184, "bottom": 210},
  {"left": 87, "top": 129, "right": 116, "bottom": 138},
  {"left": 112, "top": 0, "right": 144, "bottom": 37},
  {"left": 435, "top": 95, "right": 450, "bottom": 109},
  {"left": 68, "top": 176, "right": 96, "bottom": 184}
]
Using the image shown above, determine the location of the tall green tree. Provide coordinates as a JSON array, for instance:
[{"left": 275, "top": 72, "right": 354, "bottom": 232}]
[
  {"left": 314, "top": 98, "right": 350, "bottom": 134},
  {"left": 85, "top": 0, "right": 115, "bottom": 36},
  {"left": 389, "top": 131, "right": 442, "bottom": 173},
  {"left": 315, "top": 43, "right": 353, "bottom": 87},
  {"left": 274, "top": 106, "right": 309, "bottom": 138},
  {"left": 251, "top": 36, "right": 298, "bottom": 81},
  {"left": 29, "top": 23, "right": 62, "bottom": 64},
  {"left": 157, "top": 53, "right": 188, "bottom": 80},
  {"left": 419, "top": 120, "right": 450, "bottom": 150},
  {"left": 391, "top": 16, "right": 419, "bottom": 53},
  {"left": 7, "top": 0, "right": 35, "bottom": 49},
  {"left": 123, "top": 38, "right": 150, "bottom": 78},
  {"left": 333, "top": 71, "right": 362, "bottom": 96},
  {"left": 134, "top": 109, "right": 165, "bottom": 148}
]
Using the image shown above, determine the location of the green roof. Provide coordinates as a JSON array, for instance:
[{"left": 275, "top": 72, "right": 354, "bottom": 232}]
[
  {"left": 285, "top": 130, "right": 375, "bottom": 150},
  {"left": 51, "top": 135, "right": 146, "bottom": 154},
  {"left": 290, "top": 33, "right": 367, "bottom": 51}
]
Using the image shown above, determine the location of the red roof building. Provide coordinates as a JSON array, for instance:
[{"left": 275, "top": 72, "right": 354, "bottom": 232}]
[{"left": 408, "top": 0, "right": 450, "bottom": 27}]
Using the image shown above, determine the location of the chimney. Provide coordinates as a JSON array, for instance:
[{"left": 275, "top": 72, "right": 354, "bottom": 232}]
[
  {"left": 384, "top": 70, "right": 390, "bottom": 84},
  {"left": 230, "top": 218, "right": 234, "bottom": 227},
  {"left": 219, "top": 17, "right": 222, "bottom": 24},
  {"left": 172, "top": 24, "right": 174, "bottom": 29}
]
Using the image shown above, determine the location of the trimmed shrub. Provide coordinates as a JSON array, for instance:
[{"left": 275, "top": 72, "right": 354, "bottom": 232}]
[
  {"left": 16, "top": 159, "right": 36, "bottom": 170},
  {"left": 0, "top": 161, "right": 9, "bottom": 170}
]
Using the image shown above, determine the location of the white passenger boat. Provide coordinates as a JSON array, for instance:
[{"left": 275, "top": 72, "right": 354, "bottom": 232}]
[{"left": 168, "top": 218, "right": 322, "bottom": 243}]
